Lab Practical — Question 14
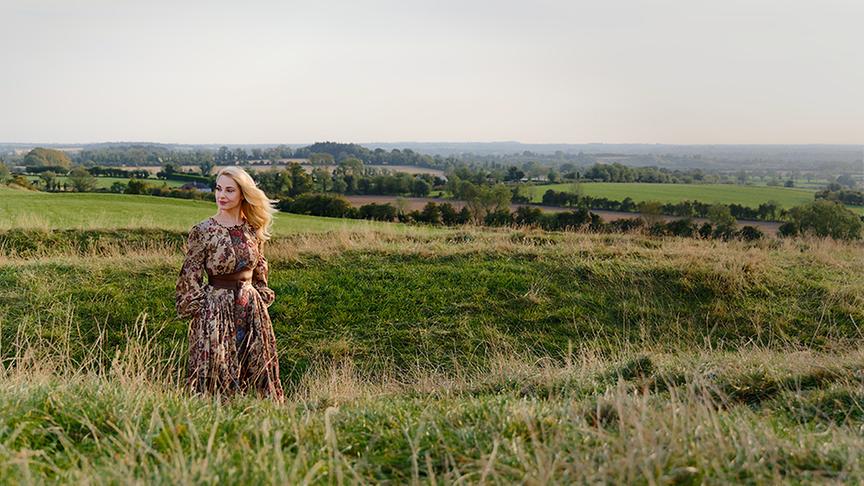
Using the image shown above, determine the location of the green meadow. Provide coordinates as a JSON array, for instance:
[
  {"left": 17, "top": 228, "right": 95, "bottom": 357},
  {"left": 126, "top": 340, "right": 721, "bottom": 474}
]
[
  {"left": 0, "top": 186, "right": 418, "bottom": 234},
  {"left": 25, "top": 176, "right": 189, "bottom": 190},
  {"left": 525, "top": 182, "right": 818, "bottom": 208},
  {"left": 2, "top": 189, "right": 864, "bottom": 483}
]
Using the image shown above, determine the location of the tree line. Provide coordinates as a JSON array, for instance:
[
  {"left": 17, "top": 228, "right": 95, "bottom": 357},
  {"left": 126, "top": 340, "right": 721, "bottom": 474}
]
[{"left": 540, "top": 189, "right": 784, "bottom": 222}]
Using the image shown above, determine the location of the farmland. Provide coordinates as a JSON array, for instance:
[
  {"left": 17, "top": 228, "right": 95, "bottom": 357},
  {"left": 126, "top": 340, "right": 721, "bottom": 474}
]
[{"left": 524, "top": 182, "right": 818, "bottom": 208}]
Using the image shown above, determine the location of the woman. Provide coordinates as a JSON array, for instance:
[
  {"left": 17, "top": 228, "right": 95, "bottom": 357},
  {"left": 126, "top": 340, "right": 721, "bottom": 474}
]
[{"left": 175, "top": 166, "right": 285, "bottom": 402}]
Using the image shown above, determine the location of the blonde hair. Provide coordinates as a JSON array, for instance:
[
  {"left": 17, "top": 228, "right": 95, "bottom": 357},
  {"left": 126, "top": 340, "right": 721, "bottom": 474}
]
[{"left": 216, "top": 166, "right": 278, "bottom": 244}]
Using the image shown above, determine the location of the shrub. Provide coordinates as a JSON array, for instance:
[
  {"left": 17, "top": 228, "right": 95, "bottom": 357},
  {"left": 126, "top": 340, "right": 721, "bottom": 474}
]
[
  {"left": 787, "top": 200, "right": 862, "bottom": 240},
  {"left": 738, "top": 226, "right": 764, "bottom": 241}
]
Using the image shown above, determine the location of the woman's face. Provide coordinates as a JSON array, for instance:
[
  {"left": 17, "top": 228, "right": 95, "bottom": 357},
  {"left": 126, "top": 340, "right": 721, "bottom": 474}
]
[{"left": 215, "top": 175, "right": 243, "bottom": 211}]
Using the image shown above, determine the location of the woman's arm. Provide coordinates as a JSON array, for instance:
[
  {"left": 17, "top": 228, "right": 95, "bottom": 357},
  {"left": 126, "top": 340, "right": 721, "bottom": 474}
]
[
  {"left": 252, "top": 241, "right": 276, "bottom": 307},
  {"left": 175, "top": 225, "right": 207, "bottom": 319}
]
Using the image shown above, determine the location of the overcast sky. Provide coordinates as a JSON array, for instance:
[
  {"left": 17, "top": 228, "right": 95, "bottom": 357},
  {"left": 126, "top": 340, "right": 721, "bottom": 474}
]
[{"left": 1, "top": 0, "right": 861, "bottom": 144}]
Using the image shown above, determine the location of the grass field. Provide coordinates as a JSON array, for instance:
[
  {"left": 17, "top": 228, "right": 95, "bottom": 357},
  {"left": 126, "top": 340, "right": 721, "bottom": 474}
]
[
  {"left": 0, "top": 186, "right": 421, "bottom": 234},
  {"left": 2, "top": 189, "right": 864, "bottom": 482},
  {"left": 525, "top": 182, "right": 818, "bottom": 208},
  {"left": 25, "top": 175, "right": 188, "bottom": 190}
]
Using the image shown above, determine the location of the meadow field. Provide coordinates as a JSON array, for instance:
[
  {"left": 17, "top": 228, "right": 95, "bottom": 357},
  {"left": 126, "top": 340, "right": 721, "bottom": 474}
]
[
  {"left": 2, "top": 189, "right": 864, "bottom": 483},
  {"left": 25, "top": 176, "right": 188, "bottom": 190},
  {"left": 0, "top": 186, "right": 417, "bottom": 235},
  {"left": 524, "top": 182, "right": 818, "bottom": 208}
]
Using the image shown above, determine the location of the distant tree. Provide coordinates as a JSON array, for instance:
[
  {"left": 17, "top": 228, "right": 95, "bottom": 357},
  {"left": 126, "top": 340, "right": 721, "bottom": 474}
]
[
  {"left": 637, "top": 200, "right": 664, "bottom": 226},
  {"left": 124, "top": 178, "right": 150, "bottom": 195},
  {"left": 199, "top": 159, "right": 216, "bottom": 176},
  {"left": 786, "top": 200, "right": 862, "bottom": 240},
  {"left": 255, "top": 169, "right": 292, "bottom": 198},
  {"left": 411, "top": 178, "right": 431, "bottom": 197},
  {"left": 331, "top": 176, "right": 348, "bottom": 193},
  {"left": 287, "top": 163, "right": 314, "bottom": 196},
  {"left": 309, "top": 152, "right": 336, "bottom": 166},
  {"left": 504, "top": 166, "right": 525, "bottom": 182},
  {"left": 23, "top": 148, "right": 72, "bottom": 168},
  {"left": 708, "top": 204, "right": 737, "bottom": 239},
  {"left": 38, "top": 171, "right": 57, "bottom": 191},
  {"left": 738, "top": 226, "right": 764, "bottom": 241},
  {"left": 836, "top": 174, "right": 856, "bottom": 188},
  {"left": 162, "top": 163, "right": 178, "bottom": 177},
  {"left": 109, "top": 181, "right": 126, "bottom": 193},
  {"left": 312, "top": 167, "right": 332, "bottom": 192},
  {"left": 757, "top": 201, "right": 779, "bottom": 221},
  {"left": 68, "top": 166, "right": 97, "bottom": 192},
  {"left": 335, "top": 157, "right": 364, "bottom": 177},
  {"left": 419, "top": 202, "right": 443, "bottom": 224},
  {"left": 784, "top": 179, "right": 794, "bottom": 188},
  {"left": 0, "top": 162, "right": 10, "bottom": 182}
]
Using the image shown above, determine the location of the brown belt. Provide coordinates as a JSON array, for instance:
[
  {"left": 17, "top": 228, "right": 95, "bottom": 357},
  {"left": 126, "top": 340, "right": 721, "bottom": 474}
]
[{"left": 207, "top": 268, "right": 254, "bottom": 290}]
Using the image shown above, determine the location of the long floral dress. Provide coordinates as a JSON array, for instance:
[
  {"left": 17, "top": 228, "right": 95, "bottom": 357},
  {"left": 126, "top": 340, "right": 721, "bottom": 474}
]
[{"left": 175, "top": 217, "right": 284, "bottom": 402}]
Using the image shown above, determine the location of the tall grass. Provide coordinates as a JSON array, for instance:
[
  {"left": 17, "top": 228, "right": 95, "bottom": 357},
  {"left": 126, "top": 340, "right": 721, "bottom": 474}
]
[
  {"left": 2, "top": 310, "right": 864, "bottom": 483},
  {"left": 2, "top": 223, "right": 863, "bottom": 482}
]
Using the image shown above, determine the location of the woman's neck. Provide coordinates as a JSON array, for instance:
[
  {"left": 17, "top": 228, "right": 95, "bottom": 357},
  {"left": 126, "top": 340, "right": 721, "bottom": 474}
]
[{"left": 215, "top": 207, "right": 244, "bottom": 225}]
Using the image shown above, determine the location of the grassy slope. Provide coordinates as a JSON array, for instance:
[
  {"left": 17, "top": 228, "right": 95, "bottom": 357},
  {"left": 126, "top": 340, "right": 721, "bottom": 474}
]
[
  {"left": 3, "top": 229, "right": 861, "bottom": 382},
  {"left": 2, "top": 190, "right": 864, "bottom": 482},
  {"left": 524, "top": 182, "right": 817, "bottom": 208}
]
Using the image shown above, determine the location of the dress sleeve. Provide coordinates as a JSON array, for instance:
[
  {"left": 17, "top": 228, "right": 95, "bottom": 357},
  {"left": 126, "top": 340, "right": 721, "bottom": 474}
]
[
  {"left": 176, "top": 225, "right": 208, "bottom": 319},
  {"left": 252, "top": 241, "right": 276, "bottom": 307}
]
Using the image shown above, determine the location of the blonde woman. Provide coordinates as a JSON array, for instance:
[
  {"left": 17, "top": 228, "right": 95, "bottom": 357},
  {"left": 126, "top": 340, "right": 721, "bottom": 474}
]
[{"left": 175, "top": 166, "right": 284, "bottom": 402}]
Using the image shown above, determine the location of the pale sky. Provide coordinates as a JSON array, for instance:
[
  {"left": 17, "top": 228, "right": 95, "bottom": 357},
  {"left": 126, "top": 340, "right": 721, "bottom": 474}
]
[{"left": 1, "top": 0, "right": 862, "bottom": 144}]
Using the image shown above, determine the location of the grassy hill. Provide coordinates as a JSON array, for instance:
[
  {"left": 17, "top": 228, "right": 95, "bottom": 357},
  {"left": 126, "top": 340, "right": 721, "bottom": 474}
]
[
  {"left": 2, "top": 190, "right": 863, "bottom": 482},
  {"left": 524, "top": 182, "right": 817, "bottom": 208}
]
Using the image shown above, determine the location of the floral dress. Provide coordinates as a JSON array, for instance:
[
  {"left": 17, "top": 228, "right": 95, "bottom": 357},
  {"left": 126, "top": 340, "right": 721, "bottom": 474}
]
[{"left": 175, "top": 217, "right": 284, "bottom": 402}]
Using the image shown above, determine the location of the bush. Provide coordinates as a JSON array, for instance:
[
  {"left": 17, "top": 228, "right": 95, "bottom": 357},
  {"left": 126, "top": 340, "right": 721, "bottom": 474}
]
[
  {"left": 484, "top": 209, "right": 512, "bottom": 227},
  {"left": 283, "top": 193, "right": 356, "bottom": 218},
  {"left": 665, "top": 218, "right": 697, "bottom": 238},
  {"left": 738, "top": 226, "right": 764, "bottom": 241},
  {"left": 787, "top": 200, "right": 862, "bottom": 240},
  {"left": 358, "top": 203, "right": 397, "bottom": 221}
]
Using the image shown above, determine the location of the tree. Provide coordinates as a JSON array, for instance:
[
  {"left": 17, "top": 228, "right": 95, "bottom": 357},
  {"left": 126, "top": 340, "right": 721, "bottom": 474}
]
[
  {"left": 312, "top": 167, "right": 332, "bottom": 192},
  {"left": 162, "top": 163, "right": 178, "bottom": 177},
  {"left": 787, "top": 200, "right": 862, "bottom": 240},
  {"left": 0, "top": 162, "right": 9, "bottom": 183},
  {"left": 255, "top": 169, "right": 292, "bottom": 198},
  {"left": 335, "top": 157, "right": 364, "bottom": 177},
  {"left": 504, "top": 166, "right": 525, "bottom": 182},
  {"left": 309, "top": 152, "right": 336, "bottom": 166},
  {"left": 23, "top": 148, "right": 72, "bottom": 168},
  {"left": 331, "top": 176, "right": 348, "bottom": 193},
  {"left": 836, "top": 174, "right": 856, "bottom": 188},
  {"left": 39, "top": 171, "right": 57, "bottom": 191},
  {"left": 124, "top": 178, "right": 150, "bottom": 195},
  {"left": 707, "top": 204, "right": 737, "bottom": 239},
  {"left": 68, "top": 166, "right": 96, "bottom": 192},
  {"left": 411, "top": 178, "right": 431, "bottom": 197},
  {"left": 637, "top": 200, "right": 664, "bottom": 226},
  {"left": 199, "top": 159, "right": 216, "bottom": 176},
  {"left": 288, "top": 163, "right": 314, "bottom": 196}
]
